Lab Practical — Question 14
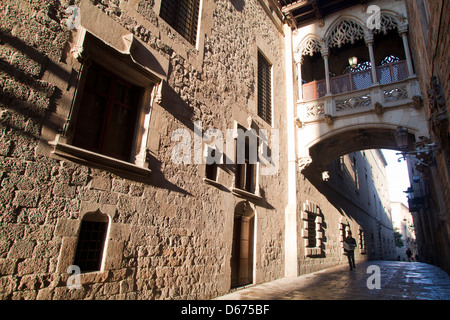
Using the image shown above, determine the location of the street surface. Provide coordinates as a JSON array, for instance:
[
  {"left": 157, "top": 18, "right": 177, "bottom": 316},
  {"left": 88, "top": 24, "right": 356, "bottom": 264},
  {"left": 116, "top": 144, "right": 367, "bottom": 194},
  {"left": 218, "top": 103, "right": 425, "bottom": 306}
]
[{"left": 215, "top": 261, "right": 450, "bottom": 300}]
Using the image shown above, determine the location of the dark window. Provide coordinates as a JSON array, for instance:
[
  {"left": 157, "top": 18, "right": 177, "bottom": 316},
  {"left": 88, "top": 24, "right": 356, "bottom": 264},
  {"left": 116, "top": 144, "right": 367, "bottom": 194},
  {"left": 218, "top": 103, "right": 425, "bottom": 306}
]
[
  {"left": 359, "top": 230, "right": 367, "bottom": 254},
  {"left": 257, "top": 51, "right": 272, "bottom": 124},
  {"left": 72, "top": 63, "right": 140, "bottom": 162},
  {"left": 73, "top": 212, "right": 109, "bottom": 273},
  {"left": 235, "top": 136, "right": 256, "bottom": 193},
  {"left": 160, "top": 0, "right": 200, "bottom": 46},
  {"left": 306, "top": 211, "right": 317, "bottom": 248},
  {"left": 205, "top": 147, "right": 218, "bottom": 181}
]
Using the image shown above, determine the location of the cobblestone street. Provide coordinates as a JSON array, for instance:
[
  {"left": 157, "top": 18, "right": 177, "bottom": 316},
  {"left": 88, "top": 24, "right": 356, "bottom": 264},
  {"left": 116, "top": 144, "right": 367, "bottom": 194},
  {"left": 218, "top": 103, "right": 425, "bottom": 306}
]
[{"left": 215, "top": 261, "right": 450, "bottom": 300}]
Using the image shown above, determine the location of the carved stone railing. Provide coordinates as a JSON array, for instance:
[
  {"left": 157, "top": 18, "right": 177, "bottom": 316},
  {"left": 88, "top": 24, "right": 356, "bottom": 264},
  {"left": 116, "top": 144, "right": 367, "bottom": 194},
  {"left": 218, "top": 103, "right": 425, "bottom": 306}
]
[{"left": 297, "top": 75, "right": 422, "bottom": 124}]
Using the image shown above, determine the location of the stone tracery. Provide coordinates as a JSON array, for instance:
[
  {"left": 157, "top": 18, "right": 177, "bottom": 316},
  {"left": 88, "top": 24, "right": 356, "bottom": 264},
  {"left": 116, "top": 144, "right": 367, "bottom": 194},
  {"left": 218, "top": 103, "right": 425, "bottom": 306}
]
[
  {"left": 326, "top": 19, "right": 366, "bottom": 48},
  {"left": 299, "top": 37, "right": 322, "bottom": 57}
]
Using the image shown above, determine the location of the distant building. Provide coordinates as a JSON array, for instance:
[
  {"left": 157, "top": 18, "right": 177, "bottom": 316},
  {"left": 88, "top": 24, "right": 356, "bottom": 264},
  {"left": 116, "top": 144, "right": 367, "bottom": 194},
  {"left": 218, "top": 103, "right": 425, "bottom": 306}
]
[{"left": 391, "top": 201, "right": 417, "bottom": 260}]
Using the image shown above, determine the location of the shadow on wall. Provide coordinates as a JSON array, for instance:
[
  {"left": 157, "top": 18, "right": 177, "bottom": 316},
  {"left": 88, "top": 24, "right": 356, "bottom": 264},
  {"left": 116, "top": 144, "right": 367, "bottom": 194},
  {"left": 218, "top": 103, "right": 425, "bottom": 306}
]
[
  {"left": 0, "top": 29, "right": 194, "bottom": 197},
  {"left": 301, "top": 150, "right": 394, "bottom": 260}
]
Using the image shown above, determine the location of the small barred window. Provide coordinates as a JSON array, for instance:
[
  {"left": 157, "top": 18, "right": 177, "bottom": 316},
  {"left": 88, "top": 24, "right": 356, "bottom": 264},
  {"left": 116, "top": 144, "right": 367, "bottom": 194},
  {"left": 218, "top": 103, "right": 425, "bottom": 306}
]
[
  {"left": 73, "top": 212, "right": 109, "bottom": 273},
  {"left": 160, "top": 0, "right": 200, "bottom": 46}
]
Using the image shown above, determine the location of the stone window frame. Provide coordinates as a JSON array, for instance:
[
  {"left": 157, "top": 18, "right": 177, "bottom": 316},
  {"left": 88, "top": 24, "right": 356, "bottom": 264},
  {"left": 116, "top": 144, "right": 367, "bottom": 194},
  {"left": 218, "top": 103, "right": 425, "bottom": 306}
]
[
  {"left": 72, "top": 210, "right": 110, "bottom": 273},
  {"left": 56, "top": 202, "right": 130, "bottom": 285},
  {"left": 201, "top": 127, "right": 225, "bottom": 189},
  {"left": 204, "top": 145, "right": 220, "bottom": 183},
  {"left": 301, "top": 200, "right": 323, "bottom": 257},
  {"left": 230, "top": 121, "right": 263, "bottom": 201},
  {"left": 257, "top": 50, "right": 273, "bottom": 125},
  {"left": 358, "top": 228, "right": 367, "bottom": 254},
  {"left": 42, "top": 27, "right": 169, "bottom": 179},
  {"left": 69, "top": 61, "right": 142, "bottom": 162},
  {"left": 253, "top": 36, "right": 276, "bottom": 129}
]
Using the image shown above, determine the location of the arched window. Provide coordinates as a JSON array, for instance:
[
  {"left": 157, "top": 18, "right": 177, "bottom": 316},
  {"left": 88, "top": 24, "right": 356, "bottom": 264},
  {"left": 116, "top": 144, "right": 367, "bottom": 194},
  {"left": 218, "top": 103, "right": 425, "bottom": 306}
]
[{"left": 73, "top": 211, "right": 109, "bottom": 273}]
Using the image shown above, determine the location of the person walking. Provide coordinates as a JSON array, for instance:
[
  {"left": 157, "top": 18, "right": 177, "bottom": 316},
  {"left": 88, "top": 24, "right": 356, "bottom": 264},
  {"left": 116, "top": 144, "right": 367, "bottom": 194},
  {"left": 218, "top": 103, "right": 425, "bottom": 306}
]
[
  {"left": 344, "top": 230, "right": 357, "bottom": 271},
  {"left": 406, "top": 248, "right": 412, "bottom": 262}
]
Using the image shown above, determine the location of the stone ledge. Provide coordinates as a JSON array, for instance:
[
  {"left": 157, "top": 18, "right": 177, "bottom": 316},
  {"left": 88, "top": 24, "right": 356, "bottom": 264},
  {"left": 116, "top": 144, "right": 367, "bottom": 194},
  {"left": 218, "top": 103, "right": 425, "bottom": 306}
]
[
  {"left": 230, "top": 187, "right": 263, "bottom": 201},
  {"left": 203, "top": 177, "right": 223, "bottom": 189},
  {"left": 49, "top": 141, "right": 152, "bottom": 178}
]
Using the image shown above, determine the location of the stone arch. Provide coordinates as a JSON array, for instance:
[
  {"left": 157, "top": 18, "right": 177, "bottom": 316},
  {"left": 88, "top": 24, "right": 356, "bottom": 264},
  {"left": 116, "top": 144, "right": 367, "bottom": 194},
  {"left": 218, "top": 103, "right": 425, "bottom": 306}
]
[
  {"left": 306, "top": 125, "right": 418, "bottom": 171},
  {"left": 80, "top": 209, "right": 110, "bottom": 223},
  {"left": 325, "top": 16, "right": 367, "bottom": 48},
  {"left": 296, "top": 35, "right": 322, "bottom": 61},
  {"left": 373, "top": 11, "right": 405, "bottom": 35}
]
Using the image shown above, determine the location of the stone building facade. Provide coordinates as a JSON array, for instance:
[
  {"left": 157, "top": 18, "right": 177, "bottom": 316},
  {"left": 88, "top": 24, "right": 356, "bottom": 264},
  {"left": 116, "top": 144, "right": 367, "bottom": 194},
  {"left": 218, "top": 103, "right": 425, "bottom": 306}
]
[
  {"left": 403, "top": 0, "right": 450, "bottom": 274},
  {"left": 0, "top": 0, "right": 408, "bottom": 300}
]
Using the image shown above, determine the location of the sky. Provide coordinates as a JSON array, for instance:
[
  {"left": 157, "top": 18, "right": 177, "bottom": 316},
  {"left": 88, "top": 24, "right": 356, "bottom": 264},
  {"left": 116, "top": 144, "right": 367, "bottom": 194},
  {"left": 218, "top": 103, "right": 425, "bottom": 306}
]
[{"left": 381, "top": 149, "right": 410, "bottom": 207}]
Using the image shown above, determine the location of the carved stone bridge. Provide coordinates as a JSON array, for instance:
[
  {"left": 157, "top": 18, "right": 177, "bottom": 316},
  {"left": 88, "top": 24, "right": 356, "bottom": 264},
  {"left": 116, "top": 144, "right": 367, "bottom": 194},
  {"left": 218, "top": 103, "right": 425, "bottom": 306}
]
[
  {"left": 296, "top": 74, "right": 428, "bottom": 172},
  {"left": 287, "top": 9, "right": 429, "bottom": 172}
]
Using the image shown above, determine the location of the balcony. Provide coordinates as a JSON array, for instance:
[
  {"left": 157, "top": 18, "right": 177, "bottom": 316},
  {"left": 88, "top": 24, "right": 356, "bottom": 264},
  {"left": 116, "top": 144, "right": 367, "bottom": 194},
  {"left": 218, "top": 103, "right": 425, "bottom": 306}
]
[
  {"left": 302, "top": 60, "right": 409, "bottom": 100},
  {"left": 408, "top": 197, "right": 425, "bottom": 213},
  {"left": 297, "top": 60, "right": 421, "bottom": 123}
]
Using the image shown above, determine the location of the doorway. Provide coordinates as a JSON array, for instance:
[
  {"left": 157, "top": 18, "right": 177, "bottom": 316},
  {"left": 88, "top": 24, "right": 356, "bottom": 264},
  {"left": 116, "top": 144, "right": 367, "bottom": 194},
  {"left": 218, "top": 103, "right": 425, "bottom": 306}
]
[{"left": 231, "top": 202, "right": 255, "bottom": 288}]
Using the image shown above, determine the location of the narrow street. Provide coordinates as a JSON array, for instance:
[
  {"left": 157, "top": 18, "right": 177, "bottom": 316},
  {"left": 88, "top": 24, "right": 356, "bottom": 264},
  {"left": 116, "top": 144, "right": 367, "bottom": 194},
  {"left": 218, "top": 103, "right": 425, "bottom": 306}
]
[{"left": 215, "top": 261, "right": 450, "bottom": 300}]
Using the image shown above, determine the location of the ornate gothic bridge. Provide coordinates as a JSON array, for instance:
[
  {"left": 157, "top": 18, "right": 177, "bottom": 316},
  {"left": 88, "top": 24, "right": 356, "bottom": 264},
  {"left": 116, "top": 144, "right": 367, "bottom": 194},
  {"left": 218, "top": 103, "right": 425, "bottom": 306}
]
[{"left": 286, "top": 10, "right": 429, "bottom": 172}]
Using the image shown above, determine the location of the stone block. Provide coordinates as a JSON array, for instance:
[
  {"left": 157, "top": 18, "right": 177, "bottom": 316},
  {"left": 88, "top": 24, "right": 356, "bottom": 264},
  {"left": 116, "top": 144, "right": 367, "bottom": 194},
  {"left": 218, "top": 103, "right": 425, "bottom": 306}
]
[
  {"left": 129, "top": 184, "right": 144, "bottom": 197},
  {"left": 0, "top": 258, "right": 17, "bottom": 275},
  {"left": 119, "top": 278, "right": 134, "bottom": 294},
  {"left": 0, "top": 139, "right": 12, "bottom": 156},
  {"left": 301, "top": 229, "right": 309, "bottom": 238},
  {"left": 36, "top": 288, "right": 54, "bottom": 300},
  {"left": 117, "top": 195, "right": 136, "bottom": 214},
  {"left": 302, "top": 220, "right": 309, "bottom": 230},
  {"left": 109, "top": 223, "right": 131, "bottom": 242},
  {"left": 56, "top": 237, "right": 77, "bottom": 273},
  {"left": 55, "top": 218, "right": 80, "bottom": 238},
  {"left": 89, "top": 176, "right": 112, "bottom": 191},
  {"left": 112, "top": 179, "right": 130, "bottom": 194},
  {"left": 18, "top": 274, "right": 42, "bottom": 291},
  {"left": 104, "top": 240, "right": 124, "bottom": 270},
  {"left": 7, "top": 240, "right": 35, "bottom": 259},
  {"left": 98, "top": 191, "right": 118, "bottom": 205},
  {"left": 52, "top": 183, "right": 76, "bottom": 198},
  {"left": 17, "top": 258, "right": 48, "bottom": 276},
  {"left": 103, "top": 281, "right": 120, "bottom": 296},
  {"left": 12, "top": 191, "right": 39, "bottom": 208},
  {"left": 70, "top": 166, "right": 90, "bottom": 186}
]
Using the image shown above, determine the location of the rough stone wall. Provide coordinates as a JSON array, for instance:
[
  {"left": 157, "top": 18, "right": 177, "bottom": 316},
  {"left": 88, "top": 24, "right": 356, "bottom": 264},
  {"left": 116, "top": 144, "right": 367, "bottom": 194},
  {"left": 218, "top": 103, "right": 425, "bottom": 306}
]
[
  {"left": 404, "top": 0, "right": 450, "bottom": 274},
  {"left": 0, "top": 0, "right": 287, "bottom": 300}
]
